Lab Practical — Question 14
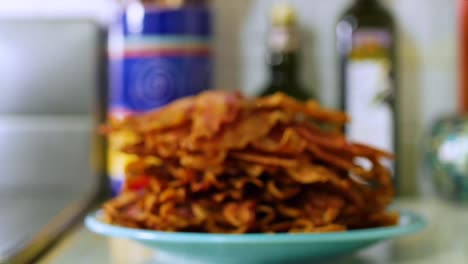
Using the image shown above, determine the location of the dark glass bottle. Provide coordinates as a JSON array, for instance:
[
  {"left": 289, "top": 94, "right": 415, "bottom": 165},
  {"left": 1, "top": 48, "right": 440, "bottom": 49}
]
[
  {"left": 261, "top": 4, "right": 312, "bottom": 101},
  {"left": 337, "top": 0, "right": 398, "bottom": 183}
]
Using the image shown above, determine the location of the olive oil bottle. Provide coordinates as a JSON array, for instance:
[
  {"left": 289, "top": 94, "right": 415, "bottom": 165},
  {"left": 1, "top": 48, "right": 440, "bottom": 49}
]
[
  {"left": 336, "top": 0, "right": 398, "bottom": 180},
  {"left": 261, "top": 3, "right": 312, "bottom": 100}
]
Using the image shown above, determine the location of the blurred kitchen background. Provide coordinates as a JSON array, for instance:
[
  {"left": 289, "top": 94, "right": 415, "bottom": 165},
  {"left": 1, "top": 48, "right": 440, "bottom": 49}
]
[
  {"left": 0, "top": 0, "right": 457, "bottom": 193},
  {"left": 0, "top": 0, "right": 461, "bottom": 262}
]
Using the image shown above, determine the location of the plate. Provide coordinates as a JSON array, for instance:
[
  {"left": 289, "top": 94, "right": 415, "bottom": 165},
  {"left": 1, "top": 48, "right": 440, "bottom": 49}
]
[{"left": 85, "top": 210, "right": 426, "bottom": 264}]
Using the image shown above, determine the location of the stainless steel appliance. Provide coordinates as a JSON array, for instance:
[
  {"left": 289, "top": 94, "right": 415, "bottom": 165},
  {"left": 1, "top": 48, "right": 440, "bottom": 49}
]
[{"left": 0, "top": 19, "right": 105, "bottom": 263}]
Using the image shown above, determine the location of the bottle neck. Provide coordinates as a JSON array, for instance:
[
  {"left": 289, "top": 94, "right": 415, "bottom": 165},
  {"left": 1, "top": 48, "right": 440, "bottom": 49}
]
[{"left": 268, "top": 25, "right": 300, "bottom": 85}]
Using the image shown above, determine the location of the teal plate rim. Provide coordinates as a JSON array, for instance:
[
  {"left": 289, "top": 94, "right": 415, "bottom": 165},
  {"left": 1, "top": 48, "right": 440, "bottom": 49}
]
[{"left": 85, "top": 210, "right": 427, "bottom": 244}]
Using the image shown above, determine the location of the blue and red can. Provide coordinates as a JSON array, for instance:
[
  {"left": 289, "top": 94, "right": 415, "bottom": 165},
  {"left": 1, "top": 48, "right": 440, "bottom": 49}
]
[{"left": 107, "top": 2, "right": 212, "bottom": 195}]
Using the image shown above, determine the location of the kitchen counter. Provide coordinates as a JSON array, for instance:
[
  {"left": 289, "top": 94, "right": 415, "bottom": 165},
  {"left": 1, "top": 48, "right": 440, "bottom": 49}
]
[{"left": 39, "top": 199, "right": 468, "bottom": 264}]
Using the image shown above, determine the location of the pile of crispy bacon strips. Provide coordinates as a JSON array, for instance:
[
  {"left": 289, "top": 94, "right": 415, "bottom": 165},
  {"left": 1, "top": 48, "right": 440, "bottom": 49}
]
[{"left": 102, "top": 91, "right": 398, "bottom": 233}]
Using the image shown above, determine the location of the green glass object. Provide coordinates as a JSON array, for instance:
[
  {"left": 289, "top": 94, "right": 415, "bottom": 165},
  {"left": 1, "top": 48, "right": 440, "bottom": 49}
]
[
  {"left": 427, "top": 115, "right": 468, "bottom": 203},
  {"left": 260, "top": 4, "right": 312, "bottom": 101}
]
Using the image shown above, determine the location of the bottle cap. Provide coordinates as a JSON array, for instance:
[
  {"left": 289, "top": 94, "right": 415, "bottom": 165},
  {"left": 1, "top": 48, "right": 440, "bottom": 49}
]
[{"left": 271, "top": 3, "right": 297, "bottom": 27}]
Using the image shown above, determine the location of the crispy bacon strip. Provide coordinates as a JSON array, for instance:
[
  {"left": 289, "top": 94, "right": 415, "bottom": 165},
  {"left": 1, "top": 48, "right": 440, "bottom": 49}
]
[
  {"left": 254, "top": 93, "right": 348, "bottom": 124},
  {"left": 190, "top": 90, "right": 243, "bottom": 140},
  {"left": 230, "top": 152, "right": 298, "bottom": 168}
]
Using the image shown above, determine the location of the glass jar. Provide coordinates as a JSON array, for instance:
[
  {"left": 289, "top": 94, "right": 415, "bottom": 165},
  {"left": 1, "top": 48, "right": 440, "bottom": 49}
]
[{"left": 427, "top": 115, "right": 468, "bottom": 203}]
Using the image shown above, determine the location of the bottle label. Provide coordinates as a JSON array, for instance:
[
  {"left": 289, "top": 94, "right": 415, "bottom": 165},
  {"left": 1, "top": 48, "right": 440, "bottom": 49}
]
[
  {"left": 108, "top": 35, "right": 212, "bottom": 112},
  {"left": 107, "top": 7, "right": 212, "bottom": 196},
  {"left": 346, "top": 29, "right": 394, "bottom": 169}
]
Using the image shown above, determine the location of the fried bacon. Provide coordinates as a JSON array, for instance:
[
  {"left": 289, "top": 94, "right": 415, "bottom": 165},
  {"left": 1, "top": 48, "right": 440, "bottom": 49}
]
[{"left": 102, "top": 91, "right": 398, "bottom": 233}]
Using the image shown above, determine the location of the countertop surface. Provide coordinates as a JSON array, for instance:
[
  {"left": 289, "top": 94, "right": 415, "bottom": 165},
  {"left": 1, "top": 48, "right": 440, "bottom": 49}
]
[
  {"left": 0, "top": 188, "right": 93, "bottom": 264},
  {"left": 39, "top": 198, "right": 468, "bottom": 264}
]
